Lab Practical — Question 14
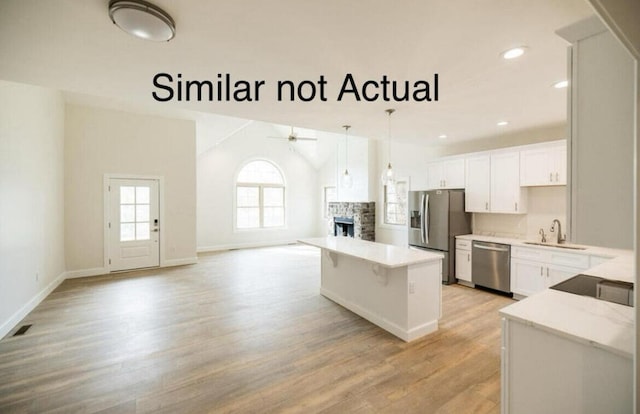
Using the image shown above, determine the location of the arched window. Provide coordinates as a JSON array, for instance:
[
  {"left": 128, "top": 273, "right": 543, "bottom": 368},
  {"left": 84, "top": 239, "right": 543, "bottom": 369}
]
[{"left": 236, "top": 160, "right": 285, "bottom": 229}]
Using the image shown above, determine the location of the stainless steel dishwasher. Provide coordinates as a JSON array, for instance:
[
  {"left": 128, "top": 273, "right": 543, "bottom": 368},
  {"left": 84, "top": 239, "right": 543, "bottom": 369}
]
[{"left": 472, "top": 241, "right": 511, "bottom": 293}]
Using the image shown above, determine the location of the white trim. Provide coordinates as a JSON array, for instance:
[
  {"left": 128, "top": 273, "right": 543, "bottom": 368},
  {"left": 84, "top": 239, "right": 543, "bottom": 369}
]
[
  {"left": 0, "top": 271, "right": 66, "bottom": 338},
  {"left": 65, "top": 267, "right": 108, "bottom": 279},
  {"left": 103, "top": 174, "right": 165, "bottom": 272},
  {"left": 197, "top": 239, "right": 298, "bottom": 253},
  {"left": 163, "top": 257, "right": 198, "bottom": 267}
]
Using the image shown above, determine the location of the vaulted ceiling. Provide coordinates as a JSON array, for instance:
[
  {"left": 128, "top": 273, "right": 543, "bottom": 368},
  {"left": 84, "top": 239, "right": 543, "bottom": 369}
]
[{"left": 0, "top": 0, "right": 593, "bottom": 145}]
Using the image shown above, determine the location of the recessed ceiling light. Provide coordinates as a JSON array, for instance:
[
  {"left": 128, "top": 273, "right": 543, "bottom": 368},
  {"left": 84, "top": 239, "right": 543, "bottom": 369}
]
[
  {"left": 438, "top": 134, "right": 448, "bottom": 139},
  {"left": 497, "top": 121, "right": 509, "bottom": 126},
  {"left": 502, "top": 47, "right": 527, "bottom": 60},
  {"left": 109, "top": 0, "right": 176, "bottom": 42},
  {"left": 553, "top": 80, "right": 569, "bottom": 89}
]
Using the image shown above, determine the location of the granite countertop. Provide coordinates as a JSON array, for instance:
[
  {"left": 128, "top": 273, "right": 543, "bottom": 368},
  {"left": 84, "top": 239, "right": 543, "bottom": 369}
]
[{"left": 298, "top": 237, "right": 444, "bottom": 268}]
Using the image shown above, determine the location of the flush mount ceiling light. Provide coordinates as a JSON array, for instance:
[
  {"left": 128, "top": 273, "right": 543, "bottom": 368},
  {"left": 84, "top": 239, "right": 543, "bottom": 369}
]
[
  {"left": 109, "top": 0, "right": 175, "bottom": 42},
  {"left": 438, "top": 134, "right": 448, "bottom": 139},
  {"left": 502, "top": 46, "right": 527, "bottom": 60},
  {"left": 497, "top": 121, "right": 509, "bottom": 126},
  {"left": 553, "top": 80, "right": 569, "bottom": 89}
]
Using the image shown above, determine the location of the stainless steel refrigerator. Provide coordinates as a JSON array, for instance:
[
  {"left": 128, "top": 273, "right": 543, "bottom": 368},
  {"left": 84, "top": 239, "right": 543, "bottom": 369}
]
[{"left": 408, "top": 189, "right": 471, "bottom": 284}]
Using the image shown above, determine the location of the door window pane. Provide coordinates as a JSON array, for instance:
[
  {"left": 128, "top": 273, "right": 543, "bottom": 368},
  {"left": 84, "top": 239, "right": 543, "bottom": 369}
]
[
  {"left": 121, "top": 223, "right": 135, "bottom": 241},
  {"left": 120, "top": 205, "right": 135, "bottom": 223},
  {"left": 136, "top": 187, "right": 150, "bottom": 204},
  {"left": 136, "top": 222, "right": 150, "bottom": 240},
  {"left": 136, "top": 205, "right": 150, "bottom": 222},
  {"left": 121, "top": 186, "right": 135, "bottom": 204}
]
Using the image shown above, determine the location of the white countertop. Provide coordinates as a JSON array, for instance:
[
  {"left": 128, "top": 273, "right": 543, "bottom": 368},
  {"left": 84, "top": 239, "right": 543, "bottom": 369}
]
[
  {"left": 298, "top": 237, "right": 443, "bottom": 268},
  {"left": 459, "top": 233, "right": 636, "bottom": 357},
  {"left": 456, "top": 233, "right": 629, "bottom": 259}
]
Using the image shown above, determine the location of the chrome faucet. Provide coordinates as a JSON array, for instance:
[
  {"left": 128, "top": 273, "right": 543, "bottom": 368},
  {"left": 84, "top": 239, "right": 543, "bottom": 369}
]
[
  {"left": 539, "top": 228, "right": 547, "bottom": 243},
  {"left": 550, "top": 219, "right": 566, "bottom": 244}
]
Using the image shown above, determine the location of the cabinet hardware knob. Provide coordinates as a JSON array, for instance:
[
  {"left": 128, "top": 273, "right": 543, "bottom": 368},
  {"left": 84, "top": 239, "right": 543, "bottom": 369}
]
[
  {"left": 550, "top": 173, "right": 553, "bottom": 182},
  {"left": 515, "top": 202, "right": 518, "bottom": 211},
  {"left": 546, "top": 268, "right": 549, "bottom": 277},
  {"left": 555, "top": 172, "right": 559, "bottom": 182},
  {"left": 540, "top": 267, "right": 543, "bottom": 276},
  {"left": 485, "top": 202, "right": 489, "bottom": 210}
]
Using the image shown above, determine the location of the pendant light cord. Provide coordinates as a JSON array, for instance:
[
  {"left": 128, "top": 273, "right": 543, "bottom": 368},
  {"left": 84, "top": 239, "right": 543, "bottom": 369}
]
[{"left": 386, "top": 109, "right": 395, "bottom": 167}]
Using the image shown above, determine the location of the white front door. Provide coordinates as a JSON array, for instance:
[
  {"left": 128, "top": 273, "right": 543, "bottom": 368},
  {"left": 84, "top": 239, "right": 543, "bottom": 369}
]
[{"left": 108, "top": 178, "right": 160, "bottom": 271}]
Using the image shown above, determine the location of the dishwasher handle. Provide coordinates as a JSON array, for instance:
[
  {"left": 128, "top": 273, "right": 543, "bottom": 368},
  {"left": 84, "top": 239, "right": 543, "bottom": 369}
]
[{"left": 473, "top": 243, "right": 510, "bottom": 252}]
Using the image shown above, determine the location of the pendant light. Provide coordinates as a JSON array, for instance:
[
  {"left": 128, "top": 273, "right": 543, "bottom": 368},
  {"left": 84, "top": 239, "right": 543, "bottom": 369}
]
[
  {"left": 381, "top": 108, "right": 396, "bottom": 186},
  {"left": 342, "top": 125, "right": 353, "bottom": 188}
]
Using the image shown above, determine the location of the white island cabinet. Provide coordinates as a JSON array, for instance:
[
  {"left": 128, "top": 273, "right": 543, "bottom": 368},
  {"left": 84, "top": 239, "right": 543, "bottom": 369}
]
[{"left": 299, "top": 237, "right": 443, "bottom": 342}]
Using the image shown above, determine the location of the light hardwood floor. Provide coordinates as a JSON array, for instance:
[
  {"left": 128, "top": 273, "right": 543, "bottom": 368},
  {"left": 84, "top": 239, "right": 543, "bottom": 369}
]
[{"left": 0, "top": 244, "right": 514, "bottom": 413}]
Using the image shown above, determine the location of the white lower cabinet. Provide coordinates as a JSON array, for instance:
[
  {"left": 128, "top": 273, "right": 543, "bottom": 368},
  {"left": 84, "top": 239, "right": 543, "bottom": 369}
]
[
  {"left": 502, "top": 317, "right": 632, "bottom": 414},
  {"left": 510, "top": 246, "right": 590, "bottom": 298},
  {"left": 455, "top": 239, "right": 472, "bottom": 284}
]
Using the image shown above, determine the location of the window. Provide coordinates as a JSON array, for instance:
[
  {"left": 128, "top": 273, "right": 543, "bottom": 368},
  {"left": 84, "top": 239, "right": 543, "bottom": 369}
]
[
  {"left": 384, "top": 180, "right": 408, "bottom": 225},
  {"left": 120, "top": 186, "right": 151, "bottom": 241},
  {"left": 236, "top": 160, "right": 285, "bottom": 229},
  {"left": 323, "top": 186, "right": 337, "bottom": 218}
]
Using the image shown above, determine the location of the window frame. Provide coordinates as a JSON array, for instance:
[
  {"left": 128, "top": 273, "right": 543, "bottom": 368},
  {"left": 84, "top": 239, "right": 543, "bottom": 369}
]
[
  {"left": 234, "top": 159, "right": 286, "bottom": 231},
  {"left": 383, "top": 178, "right": 409, "bottom": 227}
]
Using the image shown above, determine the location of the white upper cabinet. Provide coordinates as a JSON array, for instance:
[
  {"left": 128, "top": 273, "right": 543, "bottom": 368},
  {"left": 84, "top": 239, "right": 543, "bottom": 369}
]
[
  {"left": 465, "top": 151, "right": 527, "bottom": 214},
  {"left": 520, "top": 141, "right": 567, "bottom": 186},
  {"left": 491, "top": 151, "right": 527, "bottom": 214},
  {"left": 426, "top": 157, "right": 465, "bottom": 189},
  {"left": 464, "top": 154, "right": 491, "bottom": 212}
]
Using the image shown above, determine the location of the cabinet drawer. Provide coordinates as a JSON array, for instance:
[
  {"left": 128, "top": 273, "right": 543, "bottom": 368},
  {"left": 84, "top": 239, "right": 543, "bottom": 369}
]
[
  {"left": 548, "top": 251, "right": 589, "bottom": 269},
  {"left": 511, "top": 246, "right": 546, "bottom": 261},
  {"left": 456, "top": 239, "right": 471, "bottom": 250}
]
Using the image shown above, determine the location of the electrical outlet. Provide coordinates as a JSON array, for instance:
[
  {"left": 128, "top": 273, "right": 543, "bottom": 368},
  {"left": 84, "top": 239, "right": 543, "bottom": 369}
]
[{"left": 409, "top": 282, "right": 415, "bottom": 294}]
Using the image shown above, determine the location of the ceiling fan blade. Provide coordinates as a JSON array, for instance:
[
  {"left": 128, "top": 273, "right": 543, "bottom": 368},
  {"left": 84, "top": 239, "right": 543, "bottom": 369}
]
[
  {"left": 293, "top": 137, "right": 317, "bottom": 141},
  {"left": 267, "top": 136, "right": 287, "bottom": 140}
]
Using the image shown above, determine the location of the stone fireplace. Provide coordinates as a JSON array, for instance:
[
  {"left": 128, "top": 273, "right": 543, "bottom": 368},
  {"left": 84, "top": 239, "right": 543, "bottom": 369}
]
[{"left": 327, "top": 202, "right": 375, "bottom": 241}]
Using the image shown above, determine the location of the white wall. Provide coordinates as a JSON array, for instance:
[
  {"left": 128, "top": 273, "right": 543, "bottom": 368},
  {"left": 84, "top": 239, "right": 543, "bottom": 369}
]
[
  {"left": 197, "top": 121, "right": 319, "bottom": 251},
  {"left": 375, "top": 125, "right": 567, "bottom": 247},
  {"left": 65, "top": 104, "right": 197, "bottom": 274},
  {"left": 316, "top": 135, "right": 375, "bottom": 235},
  {"left": 0, "top": 80, "right": 65, "bottom": 337}
]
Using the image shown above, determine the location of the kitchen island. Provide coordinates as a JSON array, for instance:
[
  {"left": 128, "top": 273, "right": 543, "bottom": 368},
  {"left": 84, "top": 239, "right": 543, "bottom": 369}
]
[{"left": 299, "top": 237, "right": 444, "bottom": 342}]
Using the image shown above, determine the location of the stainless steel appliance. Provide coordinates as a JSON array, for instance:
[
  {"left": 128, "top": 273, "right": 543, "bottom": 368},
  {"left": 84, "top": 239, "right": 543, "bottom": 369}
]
[
  {"left": 472, "top": 241, "right": 511, "bottom": 293},
  {"left": 408, "top": 189, "right": 471, "bottom": 284}
]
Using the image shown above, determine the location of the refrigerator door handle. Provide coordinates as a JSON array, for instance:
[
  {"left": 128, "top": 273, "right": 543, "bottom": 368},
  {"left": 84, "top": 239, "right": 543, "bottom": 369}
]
[
  {"left": 420, "top": 194, "right": 426, "bottom": 243},
  {"left": 424, "top": 194, "right": 430, "bottom": 244}
]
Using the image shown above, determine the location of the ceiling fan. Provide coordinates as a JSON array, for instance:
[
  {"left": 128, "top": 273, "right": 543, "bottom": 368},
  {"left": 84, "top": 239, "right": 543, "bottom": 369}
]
[{"left": 268, "top": 126, "right": 317, "bottom": 143}]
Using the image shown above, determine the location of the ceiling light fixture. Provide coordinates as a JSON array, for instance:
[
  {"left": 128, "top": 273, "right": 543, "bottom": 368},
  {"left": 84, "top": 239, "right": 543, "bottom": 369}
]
[
  {"left": 553, "top": 80, "right": 569, "bottom": 89},
  {"left": 502, "top": 47, "right": 527, "bottom": 60},
  {"left": 109, "top": 0, "right": 176, "bottom": 42},
  {"left": 342, "top": 125, "right": 353, "bottom": 189},
  {"left": 438, "top": 134, "right": 448, "bottom": 139},
  {"left": 381, "top": 109, "right": 396, "bottom": 186},
  {"left": 497, "top": 121, "right": 509, "bottom": 126}
]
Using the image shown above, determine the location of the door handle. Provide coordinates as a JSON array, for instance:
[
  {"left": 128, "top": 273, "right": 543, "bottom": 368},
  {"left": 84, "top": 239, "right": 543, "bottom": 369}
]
[
  {"left": 420, "top": 194, "right": 426, "bottom": 244},
  {"left": 424, "top": 194, "right": 430, "bottom": 244},
  {"left": 473, "top": 244, "right": 509, "bottom": 252},
  {"left": 152, "top": 229, "right": 159, "bottom": 232}
]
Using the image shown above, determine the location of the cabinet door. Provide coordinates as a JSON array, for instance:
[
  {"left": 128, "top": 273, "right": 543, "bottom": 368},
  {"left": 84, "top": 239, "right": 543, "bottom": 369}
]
[
  {"left": 465, "top": 154, "right": 490, "bottom": 212},
  {"left": 520, "top": 147, "right": 553, "bottom": 186},
  {"left": 427, "top": 162, "right": 443, "bottom": 189},
  {"left": 552, "top": 146, "right": 567, "bottom": 185},
  {"left": 491, "top": 151, "right": 526, "bottom": 213},
  {"left": 443, "top": 158, "right": 465, "bottom": 188},
  {"left": 511, "top": 258, "right": 545, "bottom": 297},
  {"left": 455, "top": 249, "right": 472, "bottom": 282},
  {"left": 545, "top": 264, "right": 581, "bottom": 287}
]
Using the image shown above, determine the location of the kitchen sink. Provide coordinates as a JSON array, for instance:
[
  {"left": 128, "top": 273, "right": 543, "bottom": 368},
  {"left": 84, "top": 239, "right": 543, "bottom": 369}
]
[{"left": 523, "top": 241, "right": 587, "bottom": 250}]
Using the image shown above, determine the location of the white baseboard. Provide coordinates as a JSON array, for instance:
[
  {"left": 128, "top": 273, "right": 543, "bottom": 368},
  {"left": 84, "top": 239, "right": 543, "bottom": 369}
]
[
  {"left": 197, "top": 240, "right": 298, "bottom": 253},
  {"left": 0, "top": 271, "right": 66, "bottom": 339},
  {"left": 65, "top": 267, "right": 108, "bottom": 279},
  {"left": 163, "top": 257, "right": 198, "bottom": 267}
]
